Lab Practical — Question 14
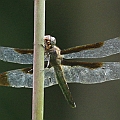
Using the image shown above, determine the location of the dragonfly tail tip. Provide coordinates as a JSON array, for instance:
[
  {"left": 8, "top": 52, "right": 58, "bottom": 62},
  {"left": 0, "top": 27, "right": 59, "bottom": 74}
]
[{"left": 71, "top": 102, "right": 76, "bottom": 108}]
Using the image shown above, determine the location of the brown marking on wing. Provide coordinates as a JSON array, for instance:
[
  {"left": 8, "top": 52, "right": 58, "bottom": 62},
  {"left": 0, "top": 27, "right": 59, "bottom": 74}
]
[
  {"left": 61, "top": 42, "right": 104, "bottom": 55},
  {"left": 14, "top": 48, "right": 33, "bottom": 54},
  {"left": 22, "top": 67, "right": 33, "bottom": 74},
  {"left": 0, "top": 72, "right": 10, "bottom": 86},
  {"left": 61, "top": 59, "right": 103, "bottom": 69}
]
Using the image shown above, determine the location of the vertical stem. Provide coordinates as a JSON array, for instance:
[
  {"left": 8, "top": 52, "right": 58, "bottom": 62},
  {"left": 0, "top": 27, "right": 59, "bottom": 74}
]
[{"left": 32, "top": 0, "right": 45, "bottom": 120}]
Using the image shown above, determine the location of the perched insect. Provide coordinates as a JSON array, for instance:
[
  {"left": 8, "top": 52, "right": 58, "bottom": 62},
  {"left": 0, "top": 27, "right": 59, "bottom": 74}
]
[{"left": 0, "top": 35, "right": 120, "bottom": 108}]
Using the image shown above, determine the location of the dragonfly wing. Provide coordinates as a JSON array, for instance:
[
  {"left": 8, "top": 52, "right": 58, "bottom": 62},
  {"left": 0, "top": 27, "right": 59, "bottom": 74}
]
[
  {"left": 63, "top": 37, "right": 120, "bottom": 59},
  {"left": 40, "top": 62, "right": 120, "bottom": 86},
  {"left": 0, "top": 47, "right": 33, "bottom": 64},
  {"left": 63, "top": 62, "right": 120, "bottom": 84},
  {"left": 0, "top": 62, "right": 119, "bottom": 88},
  {"left": 0, "top": 67, "right": 33, "bottom": 88},
  {"left": 44, "top": 67, "right": 58, "bottom": 87},
  {"left": 0, "top": 67, "right": 58, "bottom": 88}
]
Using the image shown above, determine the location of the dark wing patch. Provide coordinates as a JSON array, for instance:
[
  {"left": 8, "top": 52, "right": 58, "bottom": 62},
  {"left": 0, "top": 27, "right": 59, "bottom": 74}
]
[
  {"left": 61, "top": 59, "right": 103, "bottom": 69},
  {"left": 61, "top": 42, "right": 104, "bottom": 54},
  {"left": 0, "top": 72, "right": 9, "bottom": 86},
  {"left": 14, "top": 48, "right": 33, "bottom": 54}
]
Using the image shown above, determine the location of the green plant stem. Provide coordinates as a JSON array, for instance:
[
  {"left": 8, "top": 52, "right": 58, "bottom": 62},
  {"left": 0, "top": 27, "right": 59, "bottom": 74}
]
[{"left": 32, "top": 0, "right": 45, "bottom": 120}]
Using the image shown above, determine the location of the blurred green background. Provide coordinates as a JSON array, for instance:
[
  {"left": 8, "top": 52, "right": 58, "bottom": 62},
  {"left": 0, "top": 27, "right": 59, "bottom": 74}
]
[{"left": 0, "top": 0, "right": 120, "bottom": 120}]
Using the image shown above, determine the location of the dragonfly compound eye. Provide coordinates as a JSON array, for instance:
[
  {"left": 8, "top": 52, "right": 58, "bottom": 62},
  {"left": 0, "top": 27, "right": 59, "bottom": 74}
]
[{"left": 50, "top": 36, "right": 56, "bottom": 46}]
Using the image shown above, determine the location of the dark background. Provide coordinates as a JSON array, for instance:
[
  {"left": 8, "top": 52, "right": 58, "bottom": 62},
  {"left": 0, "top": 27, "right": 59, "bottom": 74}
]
[{"left": 0, "top": 0, "right": 120, "bottom": 120}]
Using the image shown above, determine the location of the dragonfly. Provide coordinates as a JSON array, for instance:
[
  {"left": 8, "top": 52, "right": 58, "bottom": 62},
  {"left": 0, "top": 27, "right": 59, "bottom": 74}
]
[{"left": 0, "top": 35, "right": 120, "bottom": 108}]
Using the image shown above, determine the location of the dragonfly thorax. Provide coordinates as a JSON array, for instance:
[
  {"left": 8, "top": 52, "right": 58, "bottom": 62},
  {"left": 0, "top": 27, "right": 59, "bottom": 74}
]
[
  {"left": 44, "top": 35, "right": 63, "bottom": 66},
  {"left": 49, "top": 46, "right": 63, "bottom": 66}
]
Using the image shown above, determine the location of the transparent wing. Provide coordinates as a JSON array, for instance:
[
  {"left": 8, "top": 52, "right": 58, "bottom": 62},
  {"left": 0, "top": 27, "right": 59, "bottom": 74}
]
[
  {"left": 0, "top": 67, "right": 56, "bottom": 88},
  {"left": 0, "top": 62, "right": 119, "bottom": 88},
  {"left": 45, "top": 62, "right": 120, "bottom": 85},
  {"left": 0, "top": 47, "right": 48, "bottom": 64},
  {"left": 0, "top": 47, "right": 33, "bottom": 64},
  {"left": 63, "top": 37, "right": 120, "bottom": 59},
  {"left": 63, "top": 62, "right": 120, "bottom": 84}
]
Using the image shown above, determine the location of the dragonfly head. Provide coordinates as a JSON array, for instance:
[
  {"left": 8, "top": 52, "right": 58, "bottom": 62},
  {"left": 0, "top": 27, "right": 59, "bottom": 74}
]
[{"left": 44, "top": 35, "right": 56, "bottom": 50}]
